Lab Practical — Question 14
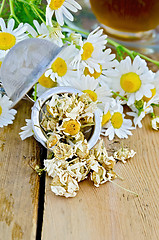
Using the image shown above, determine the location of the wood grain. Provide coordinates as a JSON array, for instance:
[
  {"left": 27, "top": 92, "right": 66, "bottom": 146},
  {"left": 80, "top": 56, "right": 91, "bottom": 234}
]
[
  {"left": 0, "top": 100, "right": 40, "bottom": 240},
  {"left": 42, "top": 111, "right": 159, "bottom": 240}
]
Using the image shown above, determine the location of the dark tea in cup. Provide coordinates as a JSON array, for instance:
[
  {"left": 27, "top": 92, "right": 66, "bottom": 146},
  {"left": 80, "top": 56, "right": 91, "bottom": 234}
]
[{"left": 90, "top": 0, "right": 159, "bottom": 33}]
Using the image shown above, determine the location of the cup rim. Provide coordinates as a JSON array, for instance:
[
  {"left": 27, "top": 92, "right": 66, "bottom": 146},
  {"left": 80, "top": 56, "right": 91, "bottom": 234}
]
[{"left": 31, "top": 86, "right": 101, "bottom": 150}]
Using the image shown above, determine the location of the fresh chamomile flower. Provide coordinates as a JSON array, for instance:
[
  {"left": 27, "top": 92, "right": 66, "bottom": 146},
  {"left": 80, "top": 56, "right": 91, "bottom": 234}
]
[
  {"left": 45, "top": 44, "right": 78, "bottom": 83},
  {"left": 59, "top": 75, "right": 112, "bottom": 110},
  {"left": 151, "top": 116, "right": 159, "bottom": 130},
  {"left": 35, "top": 73, "right": 57, "bottom": 97},
  {"left": 26, "top": 20, "right": 64, "bottom": 47},
  {"left": 101, "top": 101, "right": 133, "bottom": 140},
  {"left": 127, "top": 99, "right": 154, "bottom": 128},
  {"left": 105, "top": 56, "right": 155, "bottom": 106},
  {"left": 142, "top": 70, "right": 159, "bottom": 102},
  {"left": 19, "top": 119, "right": 34, "bottom": 140},
  {"left": 46, "top": 0, "right": 82, "bottom": 26},
  {"left": 0, "top": 94, "right": 17, "bottom": 128},
  {"left": 0, "top": 18, "right": 28, "bottom": 56},
  {"left": 101, "top": 99, "right": 116, "bottom": 126},
  {"left": 82, "top": 49, "right": 118, "bottom": 86},
  {"left": 127, "top": 93, "right": 159, "bottom": 129},
  {"left": 71, "top": 27, "right": 107, "bottom": 73}
]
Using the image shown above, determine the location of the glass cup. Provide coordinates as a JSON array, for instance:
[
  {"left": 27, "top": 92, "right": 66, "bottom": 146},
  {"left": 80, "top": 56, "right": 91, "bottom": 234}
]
[{"left": 89, "top": 0, "right": 159, "bottom": 51}]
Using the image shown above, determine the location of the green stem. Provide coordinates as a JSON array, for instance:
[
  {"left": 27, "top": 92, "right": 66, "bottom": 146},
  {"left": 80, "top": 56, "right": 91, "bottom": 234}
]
[
  {"left": 151, "top": 103, "right": 159, "bottom": 107},
  {"left": 133, "top": 51, "right": 159, "bottom": 67},
  {"left": 115, "top": 173, "right": 124, "bottom": 181},
  {"left": 31, "top": 4, "right": 45, "bottom": 23},
  {"left": 34, "top": 83, "right": 37, "bottom": 101},
  {"left": 151, "top": 112, "right": 155, "bottom": 118},
  {"left": 63, "top": 24, "right": 89, "bottom": 36},
  {"left": 108, "top": 179, "right": 138, "bottom": 197},
  {"left": 0, "top": 0, "right": 6, "bottom": 16},
  {"left": 111, "top": 91, "right": 128, "bottom": 101},
  {"left": 116, "top": 46, "right": 123, "bottom": 61},
  {"left": 9, "top": 0, "right": 20, "bottom": 24}
]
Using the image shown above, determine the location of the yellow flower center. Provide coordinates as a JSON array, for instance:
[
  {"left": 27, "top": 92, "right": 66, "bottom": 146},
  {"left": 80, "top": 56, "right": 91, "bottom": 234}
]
[
  {"left": 38, "top": 73, "right": 57, "bottom": 88},
  {"left": 0, "top": 61, "right": 2, "bottom": 68},
  {"left": 63, "top": 120, "right": 80, "bottom": 135},
  {"left": 120, "top": 72, "right": 141, "bottom": 93},
  {"left": 81, "top": 42, "right": 94, "bottom": 60},
  {"left": 84, "top": 64, "right": 102, "bottom": 79},
  {"left": 102, "top": 111, "right": 111, "bottom": 126},
  {"left": 51, "top": 57, "right": 67, "bottom": 77},
  {"left": 0, "top": 106, "right": 2, "bottom": 116},
  {"left": 143, "top": 88, "right": 156, "bottom": 102},
  {"left": 82, "top": 90, "right": 97, "bottom": 102},
  {"left": 47, "top": 135, "right": 58, "bottom": 148},
  {"left": 0, "top": 32, "right": 16, "bottom": 50},
  {"left": 111, "top": 112, "right": 123, "bottom": 129},
  {"left": 49, "top": 0, "right": 65, "bottom": 10}
]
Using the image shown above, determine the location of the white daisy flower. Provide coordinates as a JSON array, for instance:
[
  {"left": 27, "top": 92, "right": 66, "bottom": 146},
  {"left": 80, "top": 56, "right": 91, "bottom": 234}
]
[
  {"left": 101, "top": 99, "right": 116, "bottom": 127},
  {"left": 141, "top": 70, "right": 159, "bottom": 103},
  {"left": 82, "top": 49, "right": 118, "bottom": 87},
  {"left": 105, "top": 56, "right": 155, "bottom": 106},
  {"left": 26, "top": 20, "right": 64, "bottom": 47},
  {"left": 151, "top": 116, "right": 159, "bottom": 130},
  {"left": 19, "top": 119, "right": 34, "bottom": 140},
  {"left": 0, "top": 18, "right": 28, "bottom": 57},
  {"left": 45, "top": 44, "right": 78, "bottom": 83},
  {"left": 0, "top": 94, "right": 17, "bottom": 128},
  {"left": 46, "top": 0, "right": 82, "bottom": 26},
  {"left": 101, "top": 101, "right": 133, "bottom": 140},
  {"left": 127, "top": 100, "right": 153, "bottom": 128},
  {"left": 35, "top": 73, "right": 57, "bottom": 97},
  {"left": 59, "top": 75, "right": 112, "bottom": 110},
  {"left": 71, "top": 27, "right": 107, "bottom": 73}
]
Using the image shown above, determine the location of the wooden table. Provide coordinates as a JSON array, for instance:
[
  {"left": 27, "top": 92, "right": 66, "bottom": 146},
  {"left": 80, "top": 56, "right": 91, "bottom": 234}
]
[{"left": 1, "top": 2, "right": 159, "bottom": 239}]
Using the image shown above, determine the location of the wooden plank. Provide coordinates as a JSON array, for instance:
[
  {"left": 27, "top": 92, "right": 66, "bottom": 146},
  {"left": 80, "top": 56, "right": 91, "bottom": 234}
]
[
  {"left": 0, "top": 100, "right": 41, "bottom": 240},
  {"left": 42, "top": 111, "right": 159, "bottom": 240}
]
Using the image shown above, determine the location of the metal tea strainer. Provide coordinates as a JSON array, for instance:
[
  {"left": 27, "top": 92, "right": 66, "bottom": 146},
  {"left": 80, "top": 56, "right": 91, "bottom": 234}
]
[{"left": 1, "top": 38, "right": 65, "bottom": 108}]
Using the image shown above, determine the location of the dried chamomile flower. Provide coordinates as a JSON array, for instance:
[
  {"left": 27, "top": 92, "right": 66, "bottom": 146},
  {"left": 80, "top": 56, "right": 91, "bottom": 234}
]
[
  {"left": 63, "top": 119, "right": 81, "bottom": 136},
  {"left": 44, "top": 158, "right": 69, "bottom": 178},
  {"left": 86, "top": 154, "right": 99, "bottom": 172},
  {"left": 79, "top": 93, "right": 92, "bottom": 105},
  {"left": 106, "top": 170, "right": 117, "bottom": 180},
  {"left": 66, "top": 101, "right": 85, "bottom": 120},
  {"left": 114, "top": 148, "right": 136, "bottom": 163},
  {"left": 92, "top": 140, "right": 115, "bottom": 169},
  {"left": 46, "top": 103, "right": 59, "bottom": 118},
  {"left": 90, "top": 164, "right": 107, "bottom": 187},
  {"left": 40, "top": 117, "right": 48, "bottom": 131},
  {"left": 51, "top": 171, "right": 79, "bottom": 198},
  {"left": 47, "top": 119, "right": 57, "bottom": 131},
  {"left": 76, "top": 139, "right": 89, "bottom": 159},
  {"left": 53, "top": 142, "right": 74, "bottom": 160},
  {"left": 47, "top": 134, "right": 59, "bottom": 149},
  {"left": 102, "top": 159, "right": 116, "bottom": 171},
  {"left": 67, "top": 158, "right": 89, "bottom": 182},
  {"left": 80, "top": 116, "right": 94, "bottom": 126},
  {"left": 74, "top": 131, "right": 84, "bottom": 143}
]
